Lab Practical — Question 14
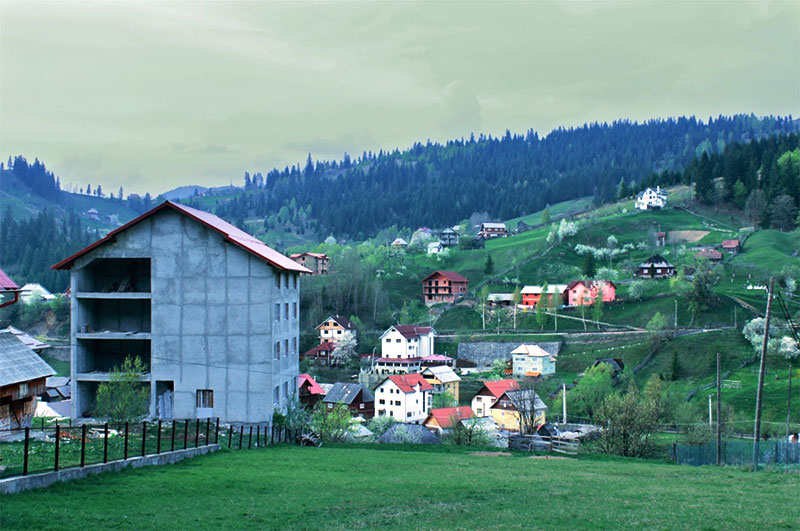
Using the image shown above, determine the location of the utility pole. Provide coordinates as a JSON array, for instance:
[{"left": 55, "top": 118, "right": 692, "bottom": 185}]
[
  {"left": 753, "top": 277, "right": 774, "bottom": 472},
  {"left": 674, "top": 299, "right": 678, "bottom": 328},
  {"left": 708, "top": 394, "right": 713, "bottom": 428},
  {"left": 717, "top": 352, "right": 722, "bottom": 465},
  {"left": 562, "top": 383, "right": 567, "bottom": 424},
  {"left": 787, "top": 363, "right": 793, "bottom": 438}
]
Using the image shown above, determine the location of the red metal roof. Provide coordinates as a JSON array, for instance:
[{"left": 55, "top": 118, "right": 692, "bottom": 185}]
[
  {"left": 423, "top": 270, "right": 468, "bottom": 283},
  {"left": 722, "top": 240, "right": 740, "bottom": 248},
  {"left": 427, "top": 406, "right": 473, "bottom": 428},
  {"left": 299, "top": 373, "right": 326, "bottom": 395},
  {"left": 0, "top": 268, "right": 19, "bottom": 291},
  {"left": 304, "top": 342, "right": 335, "bottom": 356},
  {"left": 52, "top": 201, "right": 311, "bottom": 273},
  {"left": 481, "top": 379, "right": 520, "bottom": 399},
  {"left": 384, "top": 373, "right": 434, "bottom": 393},
  {"left": 695, "top": 249, "right": 723, "bottom": 260},
  {"left": 392, "top": 325, "right": 434, "bottom": 339},
  {"left": 566, "top": 280, "right": 617, "bottom": 290}
]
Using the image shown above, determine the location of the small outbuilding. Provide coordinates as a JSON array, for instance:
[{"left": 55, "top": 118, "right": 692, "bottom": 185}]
[{"left": 0, "top": 330, "right": 55, "bottom": 430}]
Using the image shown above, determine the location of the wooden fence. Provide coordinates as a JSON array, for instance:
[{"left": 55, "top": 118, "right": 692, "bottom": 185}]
[{"left": 508, "top": 434, "right": 580, "bottom": 455}]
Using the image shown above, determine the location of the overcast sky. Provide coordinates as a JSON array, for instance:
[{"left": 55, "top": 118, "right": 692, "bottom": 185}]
[{"left": 1, "top": 1, "right": 798, "bottom": 195}]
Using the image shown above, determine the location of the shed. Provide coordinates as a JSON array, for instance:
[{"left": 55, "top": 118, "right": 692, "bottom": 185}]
[
  {"left": 378, "top": 423, "right": 442, "bottom": 444},
  {"left": 0, "top": 330, "right": 56, "bottom": 429}
]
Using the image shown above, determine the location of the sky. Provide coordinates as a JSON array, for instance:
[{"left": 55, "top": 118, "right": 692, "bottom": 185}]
[{"left": 1, "top": 1, "right": 799, "bottom": 195}]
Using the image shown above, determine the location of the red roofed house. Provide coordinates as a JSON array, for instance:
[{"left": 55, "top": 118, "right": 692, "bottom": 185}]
[
  {"left": 52, "top": 200, "right": 310, "bottom": 423},
  {"left": 695, "top": 248, "right": 723, "bottom": 263},
  {"left": 298, "top": 373, "right": 326, "bottom": 407},
  {"left": 0, "top": 267, "right": 21, "bottom": 309},
  {"left": 520, "top": 284, "right": 568, "bottom": 308},
  {"left": 374, "top": 373, "right": 434, "bottom": 424},
  {"left": 471, "top": 379, "right": 520, "bottom": 417},
  {"left": 423, "top": 406, "right": 474, "bottom": 433},
  {"left": 290, "top": 252, "right": 329, "bottom": 275},
  {"left": 566, "top": 280, "right": 616, "bottom": 306},
  {"left": 302, "top": 341, "right": 336, "bottom": 366},
  {"left": 721, "top": 240, "right": 740, "bottom": 254},
  {"left": 422, "top": 271, "right": 468, "bottom": 306}
]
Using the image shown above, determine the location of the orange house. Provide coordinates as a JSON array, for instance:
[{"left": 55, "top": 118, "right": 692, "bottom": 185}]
[
  {"left": 566, "top": 280, "right": 616, "bottom": 306},
  {"left": 422, "top": 271, "right": 468, "bottom": 306},
  {"left": 520, "top": 284, "right": 568, "bottom": 308}
]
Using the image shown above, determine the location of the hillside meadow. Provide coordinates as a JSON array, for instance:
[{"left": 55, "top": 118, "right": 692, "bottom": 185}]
[{"left": 2, "top": 445, "right": 797, "bottom": 530}]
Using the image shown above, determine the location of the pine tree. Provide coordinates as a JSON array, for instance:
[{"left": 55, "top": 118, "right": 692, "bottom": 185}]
[{"left": 484, "top": 255, "right": 494, "bottom": 275}]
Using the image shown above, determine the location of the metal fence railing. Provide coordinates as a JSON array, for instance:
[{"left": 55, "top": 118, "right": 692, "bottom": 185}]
[
  {"left": 671, "top": 439, "right": 800, "bottom": 467},
  {"left": 0, "top": 419, "right": 300, "bottom": 479}
]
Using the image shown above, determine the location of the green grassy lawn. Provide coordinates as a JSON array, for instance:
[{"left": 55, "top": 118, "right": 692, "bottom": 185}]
[
  {"left": 505, "top": 196, "right": 594, "bottom": 227},
  {"left": 2, "top": 445, "right": 797, "bottom": 530}
]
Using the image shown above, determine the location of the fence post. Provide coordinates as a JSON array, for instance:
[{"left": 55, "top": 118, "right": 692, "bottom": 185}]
[
  {"left": 248, "top": 426, "right": 253, "bottom": 449},
  {"left": 184, "top": 419, "right": 189, "bottom": 450},
  {"left": 103, "top": 423, "right": 109, "bottom": 464},
  {"left": 142, "top": 420, "right": 148, "bottom": 457},
  {"left": 238, "top": 425, "right": 244, "bottom": 449},
  {"left": 54, "top": 422, "right": 60, "bottom": 472},
  {"left": 80, "top": 424, "right": 87, "bottom": 468},
  {"left": 124, "top": 422, "right": 129, "bottom": 460},
  {"left": 672, "top": 442, "right": 677, "bottom": 462},
  {"left": 23, "top": 426, "right": 29, "bottom": 476},
  {"left": 205, "top": 418, "right": 210, "bottom": 445},
  {"left": 156, "top": 419, "right": 162, "bottom": 454},
  {"left": 228, "top": 425, "right": 233, "bottom": 449},
  {"left": 215, "top": 418, "right": 220, "bottom": 444},
  {"left": 195, "top": 419, "right": 200, "bottom": 448},
  {"left": 171, "top": 421, "right": 176, "bottom": 452}
]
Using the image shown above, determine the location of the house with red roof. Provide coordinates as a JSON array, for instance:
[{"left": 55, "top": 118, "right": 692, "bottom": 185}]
[
  {"left": 380, "top": 324, "right": 436, "bottom": 359},
  {"left": 298, "top": 373, "right": 326, "bottom": 407},
  {"left": 695, "top": 248, "right": 723, "bottom": 263},
  {"left": 52, "top": 200, "right": 310, "bottom": 423},
  {"left": 470, "top": 379, "right": 520, "bottom": 417},
  {"left": 721, "top": 240, "right": 740, "bottom": 254},
  {"left": 0, "top": 267, "right": 21, "bottom": 309},
  {"left": 302, "top": 342, "right": 336, "bottom": 366},
  {"left": 566, "top": 280, "right": 616, "bottom": 306},
  {"left": 374, "top": 373, "right": 434, "bottom": 424},
  {"left": 290, "top": 252, "right": 329, "bottom": 275},
  {"left": 422, "top": 271, "right": 468, "bottom": 306},
  {"left": 423, "top": 406, "right": 473, "bottom": 433}
]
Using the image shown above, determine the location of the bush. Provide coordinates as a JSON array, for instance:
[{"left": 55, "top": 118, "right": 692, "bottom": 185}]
[{"left": 94, "top": 356, "right": 150, "bottom": 427}]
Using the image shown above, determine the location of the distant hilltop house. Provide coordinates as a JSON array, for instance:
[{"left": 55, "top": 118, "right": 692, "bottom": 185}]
[
  {"left": 722, "top": 240, "right": 740, "bottom": 253},
  {"left": 478, "top": 222, "right": 508, "bottom": 239},
  {"left": 391, "top": 237, "right": 408, "bottom": 248},
  {"left": 655, "top": 231, "right": 666, "bottom": 247},
  {"left": 695, "top": 248, "right": 723, "bottom": 263},
  {"left": 439, "top": 228, "right": 460, "bottom": 247},
  {"left": 53, "top": 200, "right": 310, "bottom": 423},
  {"left": 422, "top": 270, "right": 468, "bottom": 306},
  {"left": 511, "top": 344, "right": 557, "bottom": 379},
  {"left": 290, "top": 252, "right": 329, "bottom": 275},
  {"left": 316, "top": 315, "right": 357, "bottom": 346},
  {"left": 637, "top": 255, "right": 676, "bottom": 279},
  {"left": 515, "top": 220, "right": 533, "bottom": 234},
  {"left": 566, "top": 280, "right": 616, "bottom": 306},
  {"left": 427, "top": 241, "right": 444, "bottom": 255},
  {"left": 521, "top": 284, "right": 568, "bottom": 308},
  {"left": 84, "top": 208, "right": 100, "bottom": 221},
  {"left": 635, "top": 186, "right": 668, "bottom": 210},
  {"left": 20, "top": 283, "right": 56, "bottom": 304}
]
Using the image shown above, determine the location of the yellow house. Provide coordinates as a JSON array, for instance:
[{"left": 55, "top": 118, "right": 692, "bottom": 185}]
[
  {"left": 421, "top": 366, "right": 461, "bottom": 403},
  {"left": 490, "top": 389, "right": 547, "bottom": 432}
]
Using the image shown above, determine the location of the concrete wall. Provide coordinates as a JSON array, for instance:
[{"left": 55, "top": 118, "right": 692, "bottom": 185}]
[
  {"left": 458, "top": 341, "right": 562, "bottom": 367},
  {"left": 69, "top": 209, "right": 299, "bottom": 423},
  {"left": 0, "top": 444, "right": 219, "bottom": 494}
]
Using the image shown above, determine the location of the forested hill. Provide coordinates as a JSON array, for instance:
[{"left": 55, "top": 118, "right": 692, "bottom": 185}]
[{"left": 206, "top": 114, "right": 796, "bottom": 239}]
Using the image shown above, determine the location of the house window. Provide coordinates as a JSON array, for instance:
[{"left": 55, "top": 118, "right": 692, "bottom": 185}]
[
  {"left": 292, "top": 275, "right": 297, "bottom": 289},
  {"left": 283, "top": 381, "right": 288, "bottom": 399},
  {"left": 196, "top": 389, "right": 214, "bottom": 408},
  {"left": 337, "top": 330, "right": 342, "bottom": 335},
  {"left": 284, "top": 339, "right": 289, "bottom": 358},
  {"left": 359, "top": 404, "right": 365, "bottom": 409},
  {"left": 18, "top": 382, "right": 28, "bottom": 396},
  {"left": 395, "top": 339, "right": 401, "bottom": 343},
  {"left": 274, "top": 304, "right": 280, "bottom": 322},
  {"left": 385, "top": 338, "right": 391, "bottom": 343},
  {"left": 275, "top": 275, "right": 281, "bottom": 289},
  {"left": 274, "top": 341, "right": 280, "bottom": 360},
  {"left": 406, "top": 412, "right": 412, "bottom": 418},
  {"left": 292, "top": 376, "right": 297, "bottom": 392},
  {"left": 274, "top": 386, "right": 280, "bottom": 402}
]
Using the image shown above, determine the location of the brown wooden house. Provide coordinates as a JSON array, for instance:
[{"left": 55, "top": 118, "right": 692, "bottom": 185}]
[
  {"left": 422, "top": 270, "right": 469, "bottom": 306},
  {"left": 302, "top": 341, "right": 336, "bottom": 366},
  {"left": 322, "top": 382, "right": 375, "bottom": 418},
  {"left": 290, "top": 252, "right": 329, "bottom": 275},
  {"left": 298, "top": 373, "right": 326, "bottom": 408},
  {"left": 0, "top": 330, "right": 55, "bottom": 430}
]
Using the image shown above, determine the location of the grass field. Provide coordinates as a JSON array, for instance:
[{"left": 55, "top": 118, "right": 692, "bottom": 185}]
[{"left": 2, "top": 445, "right": 797, "bottom": 530}]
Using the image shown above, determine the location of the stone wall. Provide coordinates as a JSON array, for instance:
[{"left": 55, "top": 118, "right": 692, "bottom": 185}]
[{"left": 457, "top": 341, "right": 562, "bottom": 367}]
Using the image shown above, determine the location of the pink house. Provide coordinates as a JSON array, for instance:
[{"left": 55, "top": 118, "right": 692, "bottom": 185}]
[{"left": 566, "top": 280, "right": 616, "bottom": 306}]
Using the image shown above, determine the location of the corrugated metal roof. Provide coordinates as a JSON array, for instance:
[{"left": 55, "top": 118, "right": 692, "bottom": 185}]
[
  {"left": 422, "top": 365, "right": 460, "bottom": 383},
  {"left": 53, "top": 201, "right": 311, "bottom": 274},
  {"left": 0, "top": 331, "right": 55, "bottom": 387},
  {"left": 0, "top": 267, "right": 19, "bottom": 290},
  {"left": 4, "top": 326, "right": 50, "bottom": 351},
  {"left": 323, "top": 382, "right": 374, "bottom": 404}
]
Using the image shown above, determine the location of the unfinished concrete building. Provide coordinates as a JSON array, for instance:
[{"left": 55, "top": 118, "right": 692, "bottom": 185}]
[{"left": 54, "top": 201, "right": 310, "bottom": 423}]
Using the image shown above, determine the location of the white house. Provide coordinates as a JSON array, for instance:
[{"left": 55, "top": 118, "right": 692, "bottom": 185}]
[
  {"left": 20, "top": 283, "right": 56, "bottom": 304},
  {"left": 374, "top": 373, "right": 433, "bottom": 424},
  {"left": 380, "top": 325, "right": 436, "bottom": 359},
  {"left": 635, "top": 186, "right": 668, "bottom": 210},
  {"left": 391, "top": 238, "right": 408, "bottom": 247},
  {"left": 315, "top": 315, "right": 357, "bottom": 346},
  {"left": 511, "top": 344, "right": 556, "bottom": 378},
  {"left": 427, "top": 241, "right": 444, "bottom": 255}
]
